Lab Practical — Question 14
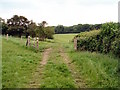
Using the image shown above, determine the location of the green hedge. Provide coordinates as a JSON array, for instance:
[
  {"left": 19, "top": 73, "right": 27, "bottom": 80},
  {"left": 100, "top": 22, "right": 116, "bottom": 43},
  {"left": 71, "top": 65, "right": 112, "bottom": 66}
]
[{"left": 77, "top": 22, "right": 120, "bottom": 57}]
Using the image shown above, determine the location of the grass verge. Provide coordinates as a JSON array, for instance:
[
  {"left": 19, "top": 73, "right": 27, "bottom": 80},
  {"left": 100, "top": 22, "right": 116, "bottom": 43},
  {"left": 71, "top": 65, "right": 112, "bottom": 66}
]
[
  {"left": 2, "top": 38, "right": 46, "bottom": 88},
  {"left": 69, "top": 51, "right": 119, "bottom": 88}
]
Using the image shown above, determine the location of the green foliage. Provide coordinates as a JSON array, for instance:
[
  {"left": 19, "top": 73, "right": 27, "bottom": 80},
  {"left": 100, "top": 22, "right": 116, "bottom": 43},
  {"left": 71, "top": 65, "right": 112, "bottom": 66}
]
[
  {"left": 35, "top": 26, "right": 45, "bottom": 40},
  {"left": 111, "top": 37, "right": 120, "bottom": 57},
  {"left": 7, "top": 15, "right": 29, "bottom": 37},
  {"left": 0, "top": 18, "right": 8, "bottom": 35},
  {"left": 27, "top": 21, "right": 36, "bottom": 37},
  {"left": 35, "top": 25, "right": 54, "bottom": 40},
  {"left": 77, "top": 30, "right": 101, "bottom": 38},
  {"left": 77, "top": 22, "right": 120, "bottom": 57},
  {"left": 55, "top": 25, "right": 64, "bottom": 34},
  {"left": 1, "top": 16, "right": 54, "bottom": 40},
  {"left": 44, "top": 26, "right": 55, "bottom": 39}
]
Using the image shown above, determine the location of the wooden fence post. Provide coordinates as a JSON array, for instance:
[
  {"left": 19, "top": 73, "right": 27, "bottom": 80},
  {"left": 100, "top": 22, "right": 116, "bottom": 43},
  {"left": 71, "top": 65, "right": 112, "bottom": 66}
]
[
  {"left": 36, "top": 37, "right": 39, "bottom": 50},
  {"left": 33, "top": 37, "right": 36, "bottom": 48},
  {"left": 74, "top": 38, "right": 77, "bottom": 50},
  {"left": 28, "top": 36, "right": 30, "bottom": 47},
  {"left": 6, "top": 34, "right": 8, "bottom": 40},
  {"left": 21, "top": 36, "right": 22, "bottom": 41}
]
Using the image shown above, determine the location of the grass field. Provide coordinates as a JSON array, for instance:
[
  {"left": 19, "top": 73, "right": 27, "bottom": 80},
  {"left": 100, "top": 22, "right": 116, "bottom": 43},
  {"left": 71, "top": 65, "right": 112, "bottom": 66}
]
[
  {"left": 2, "top": 34, "right": 119, "bottom": 88},
  {"left": 2, "top": 38, "right": 42, "bottom": 88}
]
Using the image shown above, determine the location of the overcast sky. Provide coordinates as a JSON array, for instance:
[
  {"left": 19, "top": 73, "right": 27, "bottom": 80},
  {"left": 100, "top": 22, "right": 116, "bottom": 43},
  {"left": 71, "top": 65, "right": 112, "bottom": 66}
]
[{"left": 0, "top": 0, "right": 119, "bottom": 26}]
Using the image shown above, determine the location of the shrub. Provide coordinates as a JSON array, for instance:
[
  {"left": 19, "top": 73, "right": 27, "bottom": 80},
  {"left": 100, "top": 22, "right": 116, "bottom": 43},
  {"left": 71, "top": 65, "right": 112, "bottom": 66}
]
[{"left": 76, "top": 22, "right": 120, "bottom": 57}]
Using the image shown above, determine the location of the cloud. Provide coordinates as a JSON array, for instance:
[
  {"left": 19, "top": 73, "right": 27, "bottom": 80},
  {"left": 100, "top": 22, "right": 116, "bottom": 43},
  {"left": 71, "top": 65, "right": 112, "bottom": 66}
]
[{"left": 0, "top": 0, "right": 119, "bottom": 26}]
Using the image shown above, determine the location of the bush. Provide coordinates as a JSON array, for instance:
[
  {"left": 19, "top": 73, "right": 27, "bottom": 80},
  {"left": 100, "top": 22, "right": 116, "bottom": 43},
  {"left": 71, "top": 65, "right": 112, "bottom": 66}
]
[
  {"left": 111, "top": 37, "right": 120, "bottom": 58},
  {"left": 76, "top": 22, "right": 120, "bottom": 57}
]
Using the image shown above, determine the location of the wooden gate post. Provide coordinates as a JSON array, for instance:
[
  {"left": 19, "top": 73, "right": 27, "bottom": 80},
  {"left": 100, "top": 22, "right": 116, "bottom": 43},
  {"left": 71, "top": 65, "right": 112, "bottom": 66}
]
[
  {"left": 74, "top": 38, "right": 77, "bottom": 50},
  {"left": 36, "top": 37, "right": 39, "bottom": 50},
  {"left": 6, "top": 34, "right": 8, "bottom": 40}
]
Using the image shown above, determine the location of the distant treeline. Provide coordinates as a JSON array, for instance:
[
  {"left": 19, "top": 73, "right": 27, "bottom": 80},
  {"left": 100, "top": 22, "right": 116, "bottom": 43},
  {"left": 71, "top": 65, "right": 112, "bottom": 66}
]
[{"left": 55, "top": 24, "right": 102, "bottom": 34}]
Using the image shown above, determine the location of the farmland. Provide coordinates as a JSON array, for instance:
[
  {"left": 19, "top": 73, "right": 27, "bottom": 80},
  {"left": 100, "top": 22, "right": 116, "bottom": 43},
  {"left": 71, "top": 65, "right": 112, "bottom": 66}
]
[
  {"left": 2, "top": 33, "right": 119, "bottom": 88},
  {"left": 0, "top": 0, "right": 119, "bottom": 89}
]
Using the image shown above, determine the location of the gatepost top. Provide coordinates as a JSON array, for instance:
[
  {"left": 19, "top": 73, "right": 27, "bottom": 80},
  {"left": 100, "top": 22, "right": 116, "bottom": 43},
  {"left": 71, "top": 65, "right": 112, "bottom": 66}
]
[
  {"left": 36, "top": 37, "right": 39, "bottom": 40},
  {"left": 28, "top": 36, "right": 30, "bottom": 38}
]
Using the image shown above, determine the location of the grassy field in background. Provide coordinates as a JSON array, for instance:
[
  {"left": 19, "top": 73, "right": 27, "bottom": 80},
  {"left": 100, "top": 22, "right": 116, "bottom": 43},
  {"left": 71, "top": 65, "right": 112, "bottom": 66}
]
[
  {"left": 54, "top": 34, "right": 78, "bottom": 43},
  {"left": 2, "top": 34, "right": 119, "bottom": 88}
]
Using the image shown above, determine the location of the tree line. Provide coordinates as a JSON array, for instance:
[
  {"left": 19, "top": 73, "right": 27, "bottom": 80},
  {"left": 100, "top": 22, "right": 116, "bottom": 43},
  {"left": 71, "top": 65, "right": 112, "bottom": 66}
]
[
  {"left": 0, "top": 15, "right": 54, "bottom": 40},
  {"left": 55, "top": 24, "right": 102, "bottom": 34},
  {"left": 1, "top": 15, "right": 118, "bottom": 39}
]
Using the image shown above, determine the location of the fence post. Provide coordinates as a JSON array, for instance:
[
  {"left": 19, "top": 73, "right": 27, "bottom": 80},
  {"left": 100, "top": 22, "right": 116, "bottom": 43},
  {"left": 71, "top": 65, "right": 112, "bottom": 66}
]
[
  {"left": 28, "top": 36, "right": 30, "bottom": 47},
  {"left": 74, "top": 38, "right": 77, "bottom": 50},
  {"left": 6, "top": 34, "right": 8, "bottom": 40},
  {"left": 21, "top": 36, "right": 22, "bottom": 41},
  {"left": 36, "top": 37, "right": 39, "bottom": 50},
  {"left": 33, "top": 37, "right": 36, "bottom": 48}
]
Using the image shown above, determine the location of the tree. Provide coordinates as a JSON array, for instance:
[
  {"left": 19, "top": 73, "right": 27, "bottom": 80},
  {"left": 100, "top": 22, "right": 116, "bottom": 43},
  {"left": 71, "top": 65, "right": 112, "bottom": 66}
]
[
  {"left": 0, "top": 17, "right": 8, "bottom": 35},
  {"left": 27, "top": 20, "right": 37, "bottom": 37},
  {"left": 44, "top": 26, "right": 55, "bottom": 39},
  {"left": 7, "top": 15, "right": 30, "bottom": 37},
  {"left": 35, "top": 25, "right": 45, "bottom": 40},
  {"left": 40, "top": 21, "right": 48, "bottom": 27},
  {"left": 55, "top": 25, "right": 64, "bottom": 34},
  {"left": 36, "top": 21, "right": 54, "bottom": 40},
  {"left": 35, "top": 21, "right": 48, "bottom": 40}
]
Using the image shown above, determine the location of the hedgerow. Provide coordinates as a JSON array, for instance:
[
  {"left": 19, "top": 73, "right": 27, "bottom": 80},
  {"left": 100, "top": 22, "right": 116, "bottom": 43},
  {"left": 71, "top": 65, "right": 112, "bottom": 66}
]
[{"left": 77, "top": 22, "right": 120, "bottom": 57}]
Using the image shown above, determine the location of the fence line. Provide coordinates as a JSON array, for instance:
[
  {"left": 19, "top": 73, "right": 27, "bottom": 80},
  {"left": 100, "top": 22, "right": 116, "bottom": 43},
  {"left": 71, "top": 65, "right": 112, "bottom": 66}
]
[
  {"left": 5, "top": 34, "right": 40, "bottom": 50},
  {"left": 26, "top": 36, "right": 39, "bottom": 50}
]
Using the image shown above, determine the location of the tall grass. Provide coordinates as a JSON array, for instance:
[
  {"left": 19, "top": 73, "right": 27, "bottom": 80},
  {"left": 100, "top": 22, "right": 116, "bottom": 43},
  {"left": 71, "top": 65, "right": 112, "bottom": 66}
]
[{"left": 69, "top": 51, "right": 119, "bottom": 88}]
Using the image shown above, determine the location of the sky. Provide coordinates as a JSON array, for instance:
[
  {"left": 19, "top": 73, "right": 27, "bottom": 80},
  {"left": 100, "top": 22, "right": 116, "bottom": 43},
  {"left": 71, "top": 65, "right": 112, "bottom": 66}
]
[{"left": 0, "top": 0, "right": 119, "bottom": 26}]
